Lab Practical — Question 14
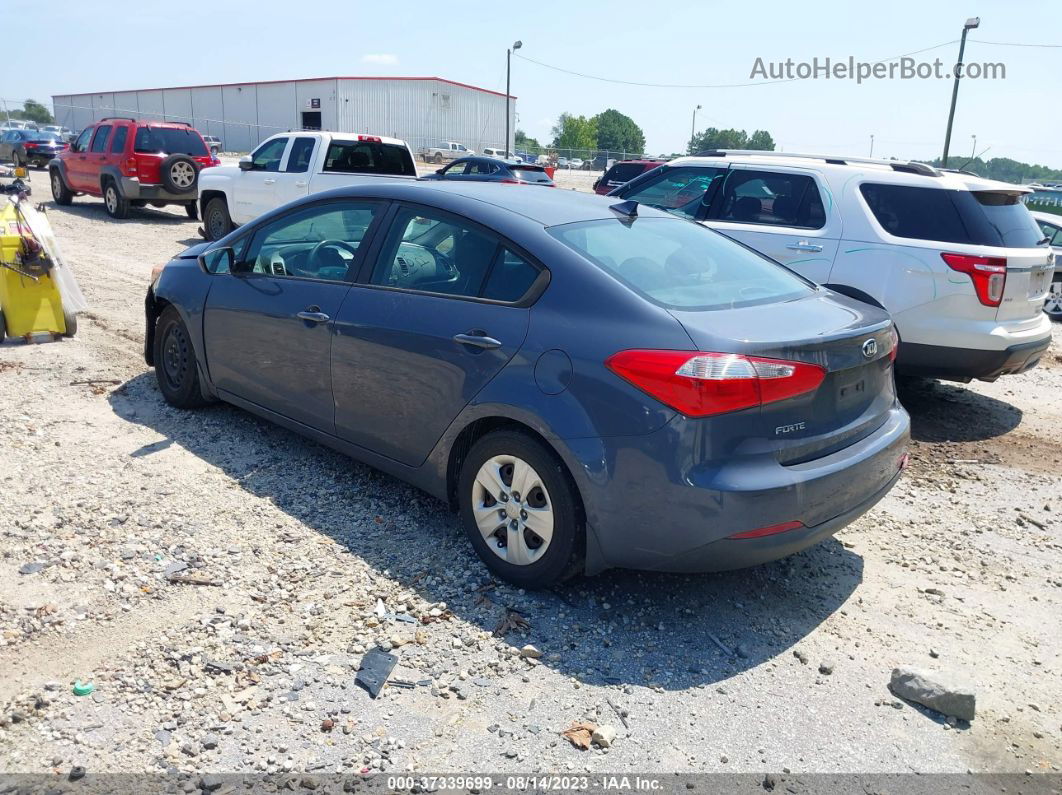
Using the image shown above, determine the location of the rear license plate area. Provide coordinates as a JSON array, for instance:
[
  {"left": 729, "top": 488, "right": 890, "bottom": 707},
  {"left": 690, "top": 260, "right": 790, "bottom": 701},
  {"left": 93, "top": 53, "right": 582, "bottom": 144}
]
[
  {"left": 837, "top": 375, "right": 866, "bottom": 407},
  {"left": 1029, "top": 267, "right": 1051, "bottom": 298}
]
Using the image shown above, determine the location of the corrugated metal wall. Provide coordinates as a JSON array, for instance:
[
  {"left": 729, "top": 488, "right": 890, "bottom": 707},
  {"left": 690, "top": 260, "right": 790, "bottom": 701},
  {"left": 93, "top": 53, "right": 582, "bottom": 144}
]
[{"left": 52, "top": 78, "right": 512, "bottom": 153}]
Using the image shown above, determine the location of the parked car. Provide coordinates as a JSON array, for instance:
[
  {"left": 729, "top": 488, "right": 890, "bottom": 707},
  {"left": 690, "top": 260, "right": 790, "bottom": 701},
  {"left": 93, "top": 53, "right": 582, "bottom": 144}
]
[
  {"left": 40, "top": 124, "right": 74, "bottom": 140},
  {"left": 50, "top": 118, "right": 215, "bottom": 219},
  {"left": 422, "top": 157, "right": 554, "bottom": 186},
  {"left": 556, "top": 157, "right": 569, "bottom": 168},
  {"left": 569, "top": 158, "right": 584, "bottom": 169},
  {"left": 515, "top": 150, "right": 536, "bottom": 164},
  {"left": 144, "top": 181, "right": 909, "bottom": 587},
  {"left": 1031, "top": 210, "right": 1062, "bottom": 319},
  {"left": 202, "top": 135, "right": 223, "bottom": 155},
  {"left": 482, "top": 147, "right": 517, "bottom": 160},
  {"left": 0, "top": 119, "right": 38, "bottom": 131},
  {"left": 610, "top": 151, "right": 1054, "bottom": 383},
  {"left": 593, "top": 159, "right": 666, "bottom": 195},
  {"left": 419, "top": 141, "right": 474, "bottom": 164},
  {"left": 198, "top": 131, "right": 417, "bottom": 240},
  {"left": 0, "top": 130, "right": 69, "bottom": 168}
]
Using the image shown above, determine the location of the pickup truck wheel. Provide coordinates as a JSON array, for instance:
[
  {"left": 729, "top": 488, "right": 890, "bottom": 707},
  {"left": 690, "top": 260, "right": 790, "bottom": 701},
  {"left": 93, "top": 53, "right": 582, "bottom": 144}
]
[
  {"left": 434, "top": 153, "right": 443, "bottom": 164},
  {"left": 185, "top": 203, "right": 199, "bottom": 220},
  {"left": 160, "top": 155, "right": 198, "bottom": 193},
  {"left": 50, "top": 169, "right": 73, "bottom": 205},
  {"left": 103, "top": 180, "right": 129, "bottom": 219},
  {"left": 204, "top": 197, "right": 233, "bottom": 241}
]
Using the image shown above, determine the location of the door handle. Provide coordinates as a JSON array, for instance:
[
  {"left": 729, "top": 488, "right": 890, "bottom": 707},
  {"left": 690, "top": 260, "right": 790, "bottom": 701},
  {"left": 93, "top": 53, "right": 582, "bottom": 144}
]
[
  {"left": 296, "top": 308, "right": 330, "bottom": 323},
  {"left": 263, "top": 178, "right": 276, "bottom": 185},
  {"left": 294, "top": 181, "right": 308, "bottom": 188},
  {"left": 786, "top": 240, "right": 823, "bottom": 252},
  {"left": 453, "top": 332, "right": 502, "bottom": 350}
]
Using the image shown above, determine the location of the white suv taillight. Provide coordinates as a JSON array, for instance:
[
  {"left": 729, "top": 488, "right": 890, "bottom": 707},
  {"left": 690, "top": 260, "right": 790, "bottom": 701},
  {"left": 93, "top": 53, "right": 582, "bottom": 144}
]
[{"left": 941, "top": 253, "right": 1007, "bottom": 307}]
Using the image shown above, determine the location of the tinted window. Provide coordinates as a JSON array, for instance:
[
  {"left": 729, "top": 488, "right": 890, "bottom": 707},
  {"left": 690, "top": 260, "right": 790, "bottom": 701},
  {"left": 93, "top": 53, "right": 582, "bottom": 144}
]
[
  {"left": 245, "top": 202, "right": 380, "bottom": 282},
  {"left": 512, "top": 167, "right": 552, "bottom": 184},
  {"left": 604, "top": 162, "right": 656, "bottom": 187},
  {"left": 483, "top": 249, "right": 540, "bottom": 301},
  {"left": 29, "top": 133, "right": 62, "bottom": 143},
  {"left": 440, "top": 161, "right": 468, "bottom": 177},
  {"left": 72, "top": 128, "right": 91, "bottom": 152},
  {"left": 109, "top": 126, "right": 128, "bottom": 153},
  {"left": 134, "top": 126, "right": 208, "bottom": 156},
  {"left": 468, "top": 160, "right": 498, "bottom": 175},
  {"left": 249, "top": 137, "right": 288, "bottom": 172},
  {"left": 714, "top": 169, "right": 825, "bottom": 229},
  {"left": 89, "top": 125, "right": 112, "bottom": 153},
  {"left": 322, "top": 140, "right": 416, "bottom": 176},
  {"left": 284, "top": 137, "right": 316, "bottom": 173},
  {"left": 549, "top": 217, "right": 813, "bottom": 311},
  {"left": 372, "top": 207, "right": 500, "bottom": 298},
  {"left": 1037, "top": 220, "right": 1062, "bottom": 245},
  {"left": 860, "top": 183, "right": 1042, "bottom": 247},
  {"left": 618, "top": 166, "right": 726, "bottom": 219}
]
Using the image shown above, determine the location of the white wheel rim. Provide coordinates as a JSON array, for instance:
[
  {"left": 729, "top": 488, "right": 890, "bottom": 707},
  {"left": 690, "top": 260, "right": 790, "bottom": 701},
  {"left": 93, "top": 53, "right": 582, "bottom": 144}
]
[
  {"left": 1045, "top": 281, "right": 1062, "bottom": 316},
  {"left": 106, "top": 188, "right": 117, "bottom": 212},
  {"left": 172, "top": 162, "right": 195, "bottom": 187},
  {"left": 472, "top": 455, "right": 554, "bottom": 566},
  {"left": 52, "top": 174, "right": 61, "bottom": 195}
]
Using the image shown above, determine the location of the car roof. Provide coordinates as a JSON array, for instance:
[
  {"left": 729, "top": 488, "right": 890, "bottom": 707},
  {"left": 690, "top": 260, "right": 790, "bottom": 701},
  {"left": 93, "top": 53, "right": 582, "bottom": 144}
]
[
  {"left": 313, "top": 180, "right": 676, "bottom": 226},
  {"left": 1031, "top": 210, "right": 1062, "bottom": 224}
]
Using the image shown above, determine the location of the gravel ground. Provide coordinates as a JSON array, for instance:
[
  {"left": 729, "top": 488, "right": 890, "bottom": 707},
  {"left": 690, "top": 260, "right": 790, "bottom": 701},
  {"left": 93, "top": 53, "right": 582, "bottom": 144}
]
[{"left": 0, "top": 167, "right": 1060, "bottom": 778}]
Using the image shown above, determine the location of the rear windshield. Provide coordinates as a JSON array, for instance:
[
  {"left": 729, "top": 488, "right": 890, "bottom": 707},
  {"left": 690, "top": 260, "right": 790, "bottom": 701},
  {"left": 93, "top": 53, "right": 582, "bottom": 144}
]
[
  {"left": 28, "top": 133, "right": 62, "bottom": 142},
  {"left": 512, "top": 167, "right": 552, "bottom": 184},
  {"left": 859, "top": 183, "right": 1044, "bottom": 248},
  {"left": 134, "top": 126, "right": 208, "bottom": 156},
  {"left": 323, "top": 140, "right": 416, "bottom": 176},
  {"left": 548, "top": 217, "right": 813, "bottom": 310},
  {"left": 605, "top": 162, "right": 655, "bottom": 186}
]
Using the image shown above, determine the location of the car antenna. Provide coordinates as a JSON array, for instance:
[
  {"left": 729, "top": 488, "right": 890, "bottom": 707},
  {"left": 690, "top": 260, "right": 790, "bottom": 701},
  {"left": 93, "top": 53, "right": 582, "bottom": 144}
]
[{"left": 609, "top": 200, "right": 639, "bottom": 224}]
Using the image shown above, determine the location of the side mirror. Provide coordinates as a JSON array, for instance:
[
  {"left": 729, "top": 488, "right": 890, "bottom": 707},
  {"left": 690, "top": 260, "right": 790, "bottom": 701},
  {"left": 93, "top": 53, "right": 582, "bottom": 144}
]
[
  {"left": 198, "top": 246, "right": 234, "bottom": 274},
  {"left": 435, "top": 168, "right": 445, "bottom": 175},
  {"left": 238, "top": 155, "right": 253, "bottom": 171}
]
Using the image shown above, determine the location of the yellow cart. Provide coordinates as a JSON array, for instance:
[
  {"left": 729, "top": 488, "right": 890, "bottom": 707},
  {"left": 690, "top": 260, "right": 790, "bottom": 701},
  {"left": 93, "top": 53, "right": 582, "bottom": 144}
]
[{"left": 0, "top": 198, "right": 77, "bottom": 342}]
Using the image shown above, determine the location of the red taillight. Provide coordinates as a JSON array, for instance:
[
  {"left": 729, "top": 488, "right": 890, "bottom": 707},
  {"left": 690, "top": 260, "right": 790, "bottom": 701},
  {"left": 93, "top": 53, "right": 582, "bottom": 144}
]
[
  {"left": 888, "top": 325, "right": 899, "bottom": 363},
  {"left": 605, "top": 350, "right": 826, "bottom": 418},
  {"left": 941, "top": 253, "right": 1007, "bottom": 307},
  {"left": 728, "top": 521, "right": 805, "bottom": 540},
  {"left": 25, "top": 143, "right": 38, "bottom": 150},
  {"left": 357, "top": 135, "right": 382, "bottom": 142},
  {"left": 121, "top": 156, "right": 138, "bottom": 177}
]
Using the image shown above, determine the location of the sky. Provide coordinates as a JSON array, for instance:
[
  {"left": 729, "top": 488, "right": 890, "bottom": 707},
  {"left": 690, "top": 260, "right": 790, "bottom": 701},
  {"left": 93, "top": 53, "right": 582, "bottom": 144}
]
[{"left": 6, "top": 0, "right": 1059, "bottom": 167}]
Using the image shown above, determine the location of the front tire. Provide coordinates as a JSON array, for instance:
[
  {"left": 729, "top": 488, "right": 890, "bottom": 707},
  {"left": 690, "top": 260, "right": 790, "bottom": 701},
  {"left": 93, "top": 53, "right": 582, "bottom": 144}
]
[
  {"left": 203, "top": 197, "right": 233, "bottom": 240},
  {"left": 458, "top": 430, "right": 583, "bottom": 588},
  {"left": 50, "top": 169, "right": 73, "bottom": 205},
  {"left": 153, "top": 306, "right": 207, "bottom": 409},
  {"left": 1044, "top": 276, "right": 1062, "bottom": 321},
  {"left": 103, "top": 180, "right": 129, "bottom": 219}
]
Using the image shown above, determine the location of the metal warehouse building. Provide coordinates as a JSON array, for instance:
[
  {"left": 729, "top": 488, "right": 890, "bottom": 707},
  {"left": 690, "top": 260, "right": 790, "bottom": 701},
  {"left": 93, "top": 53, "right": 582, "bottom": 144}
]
[{"left": 52, "top": 76, "right": 513, "bottom": 154}]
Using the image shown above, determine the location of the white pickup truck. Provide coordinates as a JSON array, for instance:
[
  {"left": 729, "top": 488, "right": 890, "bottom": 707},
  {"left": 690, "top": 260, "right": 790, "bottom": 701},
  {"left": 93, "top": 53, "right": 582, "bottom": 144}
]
[
  {"left": 419, "top": 141, "right": 474, "bottom": 164},
  {"left": 198, "top": 131, "right": 417, "bottom": 240}
]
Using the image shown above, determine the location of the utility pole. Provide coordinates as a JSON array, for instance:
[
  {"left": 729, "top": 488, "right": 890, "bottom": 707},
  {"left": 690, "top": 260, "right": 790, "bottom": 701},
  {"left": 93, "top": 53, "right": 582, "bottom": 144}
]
[
  {"left": 942, "top": 17, "right": 980, "bottom": 167},
  {"left": 506, "top": 41, "right": 522, "bottom": 157},
  {"left": 869, "top": 134, "right": 875, "bottom": 158},
  {"left": 690, "top": 104, "right": 702, "bottom": 153}
]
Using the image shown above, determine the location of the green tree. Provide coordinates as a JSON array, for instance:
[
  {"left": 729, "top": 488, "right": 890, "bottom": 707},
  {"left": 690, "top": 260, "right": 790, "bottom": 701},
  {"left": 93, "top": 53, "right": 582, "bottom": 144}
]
[
  {"left": 514, "top": 129, "right": 541, "bottom": 153},
  {"left": 551, "top": 113, "right": 597, "bottom": 154},
  {"left": 747, "top": 130, "right": 776, "bottom": 151},
  {"left": 687, "top": 127, "right": 775, "bottom": 154},
  {"left": 591, "top": 109, "right": 645, "bottom": 155},
  {"left": 19, "top": 99, "right": 54, "bottom": 125}
]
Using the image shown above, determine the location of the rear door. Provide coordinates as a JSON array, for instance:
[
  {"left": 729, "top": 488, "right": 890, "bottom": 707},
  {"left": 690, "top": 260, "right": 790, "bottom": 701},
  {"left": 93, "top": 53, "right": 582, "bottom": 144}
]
[
  {"left": 705, "top": 165, "right": 840, "bottom": 284},
  {"left": 331, "top": 203, "right": 540, "bottom": 465},
  {"left": 230, "top": 136, "right": 290, "bottom": 224},
  {"left": 273, "top": 135, "right": 317, "bottom": 208},
  {"left": 203, "top": 198, "right": 386, "bottom": 432}
]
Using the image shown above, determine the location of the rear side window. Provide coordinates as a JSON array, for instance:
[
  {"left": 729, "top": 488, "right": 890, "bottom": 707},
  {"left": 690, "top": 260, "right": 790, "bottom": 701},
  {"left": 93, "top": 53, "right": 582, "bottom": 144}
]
[
  {"left": 483, "top": 249, "right": 540, "bottom": 301},
  {"left": 89, "top": 125, "right": 111, "bottom": 153},
  {"left": 511, "top": 167, "right": 552, "bottom": 184},
  {"left": 617, "top": 166, "right": 726, "bottom": 220},
  {"left": 549, "top": 217, "right": 813, "bottom": 311},
  {"left": 860, "top": 183, "right": 1043, "bottom": 248},
  {"left": 134, "top": 126, "right": 208, "bottom": 156},
  {"left": 109, "top": 126, "right": 128, "bottom": 154},
  {"left": 284, "top": 137, "right": 316, "bottom": 173},
  {"left": 322, "top": 141, "right": 416, "bottom": 176},
  {"left": 714, "top": 169, "right": 826, "bottom": 229}
]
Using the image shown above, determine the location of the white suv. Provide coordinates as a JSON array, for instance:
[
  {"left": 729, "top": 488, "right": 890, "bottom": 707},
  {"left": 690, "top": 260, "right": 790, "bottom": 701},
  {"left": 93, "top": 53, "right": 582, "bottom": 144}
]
[{"left": 610, "top": 151, "right": 1054, "bottom": 382}]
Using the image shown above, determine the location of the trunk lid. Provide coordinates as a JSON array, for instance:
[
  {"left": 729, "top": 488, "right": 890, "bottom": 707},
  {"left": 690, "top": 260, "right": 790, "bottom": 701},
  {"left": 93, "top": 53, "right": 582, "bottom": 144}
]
[{"left": 668, "top": 291, "right": 895, "bottom": 462}]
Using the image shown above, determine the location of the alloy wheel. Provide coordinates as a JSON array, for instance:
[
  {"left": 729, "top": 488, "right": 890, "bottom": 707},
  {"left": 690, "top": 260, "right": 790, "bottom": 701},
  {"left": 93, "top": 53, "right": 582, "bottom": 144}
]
[
  {"left": 105, "top": 186, "right": 118, "bottom": 214},
  {"left": 472, "top": 455, "right": 554, "bottom": 566},
  {"left": 1045, "top": 280, "right": 1062, "bottom": 318},
  {"left": 51, "top": 173, "right": 62, "bottom": 198},
  {"left": 171, "top": 161, "right": 195, "bottom": 189}
]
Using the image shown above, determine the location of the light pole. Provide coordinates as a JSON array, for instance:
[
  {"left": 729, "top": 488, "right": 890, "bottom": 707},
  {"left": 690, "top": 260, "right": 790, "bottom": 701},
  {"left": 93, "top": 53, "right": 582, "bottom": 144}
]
[
  {"left": 690, "top": 104, "right": 702, "bottom": 153},
  {"left": 506, "top": 41, "right": 522, "bottom": 157},
  {"left": 869, "top": 134, "right": 875, "bottom": 158},
  {"left": 942, "top": 17, "right": 980, "bottom": 167}
]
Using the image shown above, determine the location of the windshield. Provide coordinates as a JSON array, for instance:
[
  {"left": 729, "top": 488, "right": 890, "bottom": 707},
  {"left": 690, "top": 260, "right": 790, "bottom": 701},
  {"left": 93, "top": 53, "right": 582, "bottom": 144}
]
[
  {"left": 134, "top": 126, "right": 208, "bottom": 156},
  {"left": 549, "top": 217, "right": 814, "bottom": 310}
]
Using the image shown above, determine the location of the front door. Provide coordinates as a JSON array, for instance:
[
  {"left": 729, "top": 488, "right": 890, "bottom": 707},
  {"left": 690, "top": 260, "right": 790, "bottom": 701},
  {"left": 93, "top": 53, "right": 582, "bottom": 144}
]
[
  {"left": 203, "top": 199, "right": 386, "bottom": 432},
  {"left": 332, "top": 204, "right": 539, "bottom": 466},
  {"left": 230, "top": 136, "right": 290, "bottom": 225}
]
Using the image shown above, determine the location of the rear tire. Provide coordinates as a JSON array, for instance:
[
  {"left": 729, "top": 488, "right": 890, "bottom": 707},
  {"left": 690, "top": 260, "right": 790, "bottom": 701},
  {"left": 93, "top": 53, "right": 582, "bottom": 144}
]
[
  {"left": 50, "top": 169, "right": 73, "bottom": 205},
  {"left": 458, "top": 430, "right": 583, "bottom": 589},
  {"left": 434, "top": 153, "right": 443, "bottom": 164},
  {"left": 0, "top": 309, "right": 6, "bottom": 343},
  {"left": 204, "top": 197, "right": 233, "bottom": 241},
  {"left": 11, "top": 151, "right": 22, "bottom": 168},
  {"left": 103, "top": 180, "right": 129, "bottom": 219},
  {"left": 62, "top": 309, "right": 77, "bottom": 338},
  {"left": 185, "top": 202, "right": 199, "bottom": 220},
  {"left": 153, "top": 306, "right": 207, "bottom": 409},
  {"left": 1044, "top": 276, "right": 1062, "bottom": 321}
]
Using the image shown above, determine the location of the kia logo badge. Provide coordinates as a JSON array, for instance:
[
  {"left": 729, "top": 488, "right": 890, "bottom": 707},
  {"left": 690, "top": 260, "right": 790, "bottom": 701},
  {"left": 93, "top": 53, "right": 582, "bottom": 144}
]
[{"left": 862, "top": 339, "right": 878, "bottom": 358}]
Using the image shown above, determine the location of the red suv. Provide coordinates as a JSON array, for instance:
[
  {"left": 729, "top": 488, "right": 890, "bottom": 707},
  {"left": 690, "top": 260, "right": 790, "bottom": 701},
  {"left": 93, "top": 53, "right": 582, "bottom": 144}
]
[
  {"left": 593, "top": 159, "right": 666, "bottom": 195},
  {"left": 49, "top": 118, "right": 217, "bottom": 219}
]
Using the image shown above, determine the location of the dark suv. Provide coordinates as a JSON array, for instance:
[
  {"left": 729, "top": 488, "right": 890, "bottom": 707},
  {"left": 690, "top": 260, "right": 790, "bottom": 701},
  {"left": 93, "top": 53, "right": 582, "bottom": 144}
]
[
  {"left": 49, "top": 118, "right": 217, "bottom": 219},
  {"left": 593, "top": 159, "right": 666, "bottom": 195}
]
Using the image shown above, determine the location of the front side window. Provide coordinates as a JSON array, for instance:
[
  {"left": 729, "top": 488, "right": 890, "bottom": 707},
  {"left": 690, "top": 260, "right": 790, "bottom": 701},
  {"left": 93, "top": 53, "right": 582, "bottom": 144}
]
[
  {"left": 284, "top": 137, "right": 316, "bottom": 173},
  {"left": 73, "top": 128, "right": 91, "bottom": 152},
  {"left": 549, "top": 217, "right": 813, "bottom": 311},
  {"left": 244, "top": 201, "right": 380, "bottom": 282},
  {"left": 713, "top": 169, "right": 826, "bottom": 229},
  {"left": 249, "top": 137, "right": 288, "bottom": 172},
  {"left": 1037, "top": 220, "right": 1062, "bottom": 245},
  {"left": 371, "top": 207, "right": 503, "bottom": 298},
  {"left": 89, "top": 125, "right": 112, "bottom": 153},
  {"left": 617, "top": 166, "right": 725, "bottom": 219}
]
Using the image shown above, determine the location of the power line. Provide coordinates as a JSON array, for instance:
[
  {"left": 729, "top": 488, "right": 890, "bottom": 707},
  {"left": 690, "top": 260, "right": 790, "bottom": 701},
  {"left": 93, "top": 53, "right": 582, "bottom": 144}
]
[
  {"left": 514, "top": 40, "right": 960, "bottom": 89},
  {"left": 969, "top": 39, "right": 1062, "bottom": 48}
]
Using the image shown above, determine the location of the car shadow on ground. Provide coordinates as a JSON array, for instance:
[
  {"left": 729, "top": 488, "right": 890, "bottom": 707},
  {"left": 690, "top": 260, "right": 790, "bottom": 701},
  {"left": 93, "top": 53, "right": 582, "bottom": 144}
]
[
  {"left": 38, "top": 197, "right": 193, "bottom": 225},
  {"left": 896, "top": 377, "right": 1022, "bottom": 442},
  {"left": 109, "top": 372, "right": 864, "bottom": 690}
]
